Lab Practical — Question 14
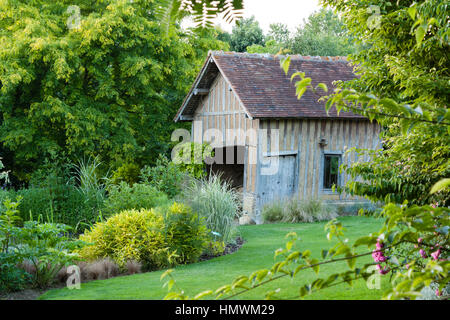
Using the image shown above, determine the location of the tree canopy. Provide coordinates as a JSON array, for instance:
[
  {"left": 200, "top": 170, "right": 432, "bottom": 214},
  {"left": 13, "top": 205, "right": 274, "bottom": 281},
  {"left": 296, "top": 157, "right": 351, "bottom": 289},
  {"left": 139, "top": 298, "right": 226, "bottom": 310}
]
[
  {"left": 0, "top": 0, "right": 226, "bottom": 183},
  {"left": 229, "top": 16, "right": 265, "bottom": 52}
]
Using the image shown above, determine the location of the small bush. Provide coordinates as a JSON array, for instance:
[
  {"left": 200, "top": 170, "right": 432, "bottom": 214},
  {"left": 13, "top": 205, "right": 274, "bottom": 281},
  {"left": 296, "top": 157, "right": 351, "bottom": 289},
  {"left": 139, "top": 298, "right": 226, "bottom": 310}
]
[
  {"left": 78, "top": 203, "right": 209, "bottom": 270},
  {"left": 182, "top": 175, "right": 240, "bottom": 244},
  {"left": 160, "top": 203, "right": 209, "bottom": 265},
  {"left": 110, "top": 163, "right": 141, "bottom": 186},
  {"left": 103, "top": 182, "right": 170, "bottom": 217},
  {"left": 78, "top": 208, "right": 167, "bottom": 270},
  {"left": 262, "top": 200, "right": 284, "bottom": 223},
  {"left": 140, "top": 155, "right": 186, "bottom": 198},
  {"left": 1, "top": 197, "right": 83, "bottom": 291}
]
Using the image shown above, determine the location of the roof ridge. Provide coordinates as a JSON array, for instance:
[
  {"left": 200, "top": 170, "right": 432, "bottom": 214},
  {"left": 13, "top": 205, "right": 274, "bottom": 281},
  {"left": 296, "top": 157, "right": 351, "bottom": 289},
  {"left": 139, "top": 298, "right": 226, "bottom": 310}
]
[{"left": 209, "top": 50, "right": 348, "bottom": 62}]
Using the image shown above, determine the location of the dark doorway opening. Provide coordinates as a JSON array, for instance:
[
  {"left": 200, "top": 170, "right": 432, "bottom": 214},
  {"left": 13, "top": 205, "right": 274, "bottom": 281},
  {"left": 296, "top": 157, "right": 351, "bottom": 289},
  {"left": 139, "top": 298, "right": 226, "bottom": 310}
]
[{"left": 206, "top": 146, "right": 245, "bottom": 189}]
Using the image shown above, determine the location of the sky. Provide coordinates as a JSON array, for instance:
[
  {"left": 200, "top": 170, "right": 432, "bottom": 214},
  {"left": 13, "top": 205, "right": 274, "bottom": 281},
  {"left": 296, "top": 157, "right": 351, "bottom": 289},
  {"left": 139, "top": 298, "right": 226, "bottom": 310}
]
[{"left": 215, "top": 0, "right": 322, "bottom": 33}]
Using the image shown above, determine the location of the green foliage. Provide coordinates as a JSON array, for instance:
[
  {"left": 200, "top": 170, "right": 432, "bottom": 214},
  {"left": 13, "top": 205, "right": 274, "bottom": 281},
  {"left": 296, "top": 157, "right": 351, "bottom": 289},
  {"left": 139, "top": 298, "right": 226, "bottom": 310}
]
[
  {"left": 342, "top": 124, "right": 449, "bottom": 206},
  {"left": 289, "top": 8, "right": 356, "bottom": 56},
  {"left": 18, "top": 221, "right": 83, "bottom": 289},
  {"left": 16, "top": 184, "right": 105, "bottom": 230},
  {"left": 246, "top": 40, "right": 287, "bottom": 55},
  {"left": 244, "top": 9, "right": 356, "bottom": 56},
  {"left": 78, "top": 208, "right": 167, "bottom": 270},
  {"left": 160, "top": 202, "right": 210, "bottom": 265},
  {"left": 163, "top": 204, "right": 449, "bottom": 300},
  {"left": 78, "top": 203, "right": 209, "bottom": 270},
  {"left": 110, "top": 163, "right": 141, "bottom": 186},
  {"left": 162, "top": 0, "right": 244, "bottom": 29},
  {"left": 0, "top": 257, "right": 30, "bottom": 293},
  {"left": 0, "top": 0, "right": 226, "bottom": 182},
  {"left": 0, "top": 196, "right": 81, "bottom": 291},
  {"left": 140, "top": 155, "right": 186, "bottom": 198},
  {"left": 103, "top": 182, "right": 170, "bottom": 217},
  {"left": 182, "top": 174, "right": 240, "bottom": 244},
  {"left": 230, "top": 16, "right": 265, "bottom": 52},
  {"left": 0, "top": 159, "right": 9, "bottom": 185},
  {"left": 173, "top": 142, "right": 212, "bottom": 179}
]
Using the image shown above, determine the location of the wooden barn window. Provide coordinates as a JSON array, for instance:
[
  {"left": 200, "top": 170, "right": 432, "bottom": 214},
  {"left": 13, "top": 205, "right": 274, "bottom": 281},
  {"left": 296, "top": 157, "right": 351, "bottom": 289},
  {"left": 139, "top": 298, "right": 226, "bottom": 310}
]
[{"left": 323, "top": 154, "right": 340, "bottom": 190}]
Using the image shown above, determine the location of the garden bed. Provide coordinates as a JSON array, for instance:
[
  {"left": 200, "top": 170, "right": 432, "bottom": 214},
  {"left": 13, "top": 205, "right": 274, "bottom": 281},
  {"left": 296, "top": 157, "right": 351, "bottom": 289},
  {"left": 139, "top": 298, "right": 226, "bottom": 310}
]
[{"left": 40, "top": 217, "right": 390, "bottom": 300}]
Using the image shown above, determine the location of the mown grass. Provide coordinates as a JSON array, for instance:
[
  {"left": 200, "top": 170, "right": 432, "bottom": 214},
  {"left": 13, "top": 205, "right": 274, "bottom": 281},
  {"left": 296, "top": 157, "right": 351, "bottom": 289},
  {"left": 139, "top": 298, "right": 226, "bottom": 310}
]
[{"left": 40, "top": 216, "right": 392, "bottom": 300}]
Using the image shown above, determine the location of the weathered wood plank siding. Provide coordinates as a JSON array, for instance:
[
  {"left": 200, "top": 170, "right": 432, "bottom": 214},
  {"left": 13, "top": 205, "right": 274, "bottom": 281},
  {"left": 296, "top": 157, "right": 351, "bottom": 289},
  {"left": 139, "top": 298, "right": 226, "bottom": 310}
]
[{"left": 257, "top": 118, "right": 380, "bottom": 206}]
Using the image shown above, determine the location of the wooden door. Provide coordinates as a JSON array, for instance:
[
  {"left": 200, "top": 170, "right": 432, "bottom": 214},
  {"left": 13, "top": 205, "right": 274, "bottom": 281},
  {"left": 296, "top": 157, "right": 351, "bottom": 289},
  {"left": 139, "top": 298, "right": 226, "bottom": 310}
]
[{"left": 258, "top": 155, "right": 297, "bottom": 208}]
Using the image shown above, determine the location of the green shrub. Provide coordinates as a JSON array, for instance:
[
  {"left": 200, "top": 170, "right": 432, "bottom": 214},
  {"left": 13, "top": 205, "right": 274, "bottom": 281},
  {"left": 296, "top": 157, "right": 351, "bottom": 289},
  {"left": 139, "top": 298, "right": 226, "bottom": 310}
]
[
  {"left": 140, "top": 155, "right": 186, "bottom": 198},
  {"left": 160, "top": 203, "right": 209, "bottom": 265},
  {"left": 18, "top": 221, "right": 84, "bottom": 289},
  {"left": 16, "top": 185, "right": 105, "bottom": 229},
  {"left": 103, "top": 182, "right": 170, "bottom": 216},
  {"left": 78, "top": 203, "right": 209, "bottom": 270},
  {"left": 0, "top": 197, "right": 81, "bottom": 291},
  {"left": 0, "top": 189, "right": 14, "bottom": 214},
  {"left": 182, "top": 174, "right": 240, "bottom": 244},
  {"left": 78, "top": 208, "right": 167, "bottom": 270},
  {"left": 0, "top": 258, "right": 30, "bottom": 293},
  {"left": 110, "top": 163, "right": 141, "bottom": 186},
  {"left": 262, "top": 200, "right": 284, "bottom": 223},
  {"left": 0, "top": 197, "right": 30, "bottom": 293}
]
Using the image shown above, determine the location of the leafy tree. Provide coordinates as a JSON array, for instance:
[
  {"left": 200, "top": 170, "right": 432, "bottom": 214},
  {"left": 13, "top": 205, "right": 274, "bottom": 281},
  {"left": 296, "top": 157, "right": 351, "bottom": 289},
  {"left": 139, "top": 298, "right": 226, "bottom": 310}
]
[
  {"left": 323, "top": 0, "right": 450, "bottom": 206},
  {"left": 215, "top": 26, "right": 232, "bottom": 47},
  {"left": 0, "top": 0, "right": 226, "bottom": 182},
  {"left": 230, "top": 16, "right": 265, "bottom": 52},
  {"left": 246, "top": 40, "right": 286, "bottom": 55},
  {"left": 267, "top": 23, "right": 290, "bottom": 44},
  {"left": 288, "top": 8, "right": 356, "bottom": 56}
]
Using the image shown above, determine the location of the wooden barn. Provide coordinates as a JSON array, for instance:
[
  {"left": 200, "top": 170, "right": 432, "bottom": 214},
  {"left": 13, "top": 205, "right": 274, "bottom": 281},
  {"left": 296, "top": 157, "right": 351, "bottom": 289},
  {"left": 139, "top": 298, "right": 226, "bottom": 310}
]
[{"left": 174, "top": 51, "right": 381, "bottom": 222}]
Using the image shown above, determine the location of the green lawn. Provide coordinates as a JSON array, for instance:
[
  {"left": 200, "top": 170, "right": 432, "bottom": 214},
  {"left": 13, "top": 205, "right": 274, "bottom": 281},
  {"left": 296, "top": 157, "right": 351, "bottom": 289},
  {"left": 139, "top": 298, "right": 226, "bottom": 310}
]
[{"left": 40, "top": 216, "right": 391, "bottom": 300}]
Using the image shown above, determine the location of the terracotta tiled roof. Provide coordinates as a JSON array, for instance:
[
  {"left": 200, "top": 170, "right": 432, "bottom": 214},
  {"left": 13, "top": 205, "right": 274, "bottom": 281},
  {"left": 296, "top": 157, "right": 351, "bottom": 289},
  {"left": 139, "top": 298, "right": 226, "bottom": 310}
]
[{"left": 175, "top": 51, "right": 365, "bottom": 121}]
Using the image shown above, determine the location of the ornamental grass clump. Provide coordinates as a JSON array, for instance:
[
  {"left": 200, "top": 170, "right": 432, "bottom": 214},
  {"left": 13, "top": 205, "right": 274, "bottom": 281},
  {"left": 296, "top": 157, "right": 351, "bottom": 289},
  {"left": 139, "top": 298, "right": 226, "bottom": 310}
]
[
  {"left": 262, "top": 197, "right": 337, "bottom": 224},
  {"left": 182, "top": 174, "right": 240, "bottom": 244}
]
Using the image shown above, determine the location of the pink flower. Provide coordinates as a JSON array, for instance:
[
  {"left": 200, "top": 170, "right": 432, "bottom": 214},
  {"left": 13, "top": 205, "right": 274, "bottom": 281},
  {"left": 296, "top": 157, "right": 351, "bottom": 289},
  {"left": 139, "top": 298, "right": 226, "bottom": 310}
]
[
  {"left": 405, "top": 264, "right": 410, "bottom": 269},
  {"left": 431, "top": 249, "right": 441, "bottom": 261},
  {"left": 435, "top": 289, "right": 441, "bottom": 297},
  {"left": 372, "top": 250, "right": 387, "bottom": 262},
  {"left": 418, "top": 238, "right": 423, "bottom": 243},
  {"left": 419, "top": 249, "right": 427, "bottom": 259},
  {"left": 376, "top": 264, "right": 390, "bottom": 275},
  {"left": 376, "top": 241, "right": 384, "bottom": 250}
]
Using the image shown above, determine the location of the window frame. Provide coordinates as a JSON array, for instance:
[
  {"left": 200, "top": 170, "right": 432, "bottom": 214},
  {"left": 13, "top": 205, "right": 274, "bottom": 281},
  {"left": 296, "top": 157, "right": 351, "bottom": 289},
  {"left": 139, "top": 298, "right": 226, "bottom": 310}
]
[{"left": 320, "top": 151, "right": 343, "bottom": 194}]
